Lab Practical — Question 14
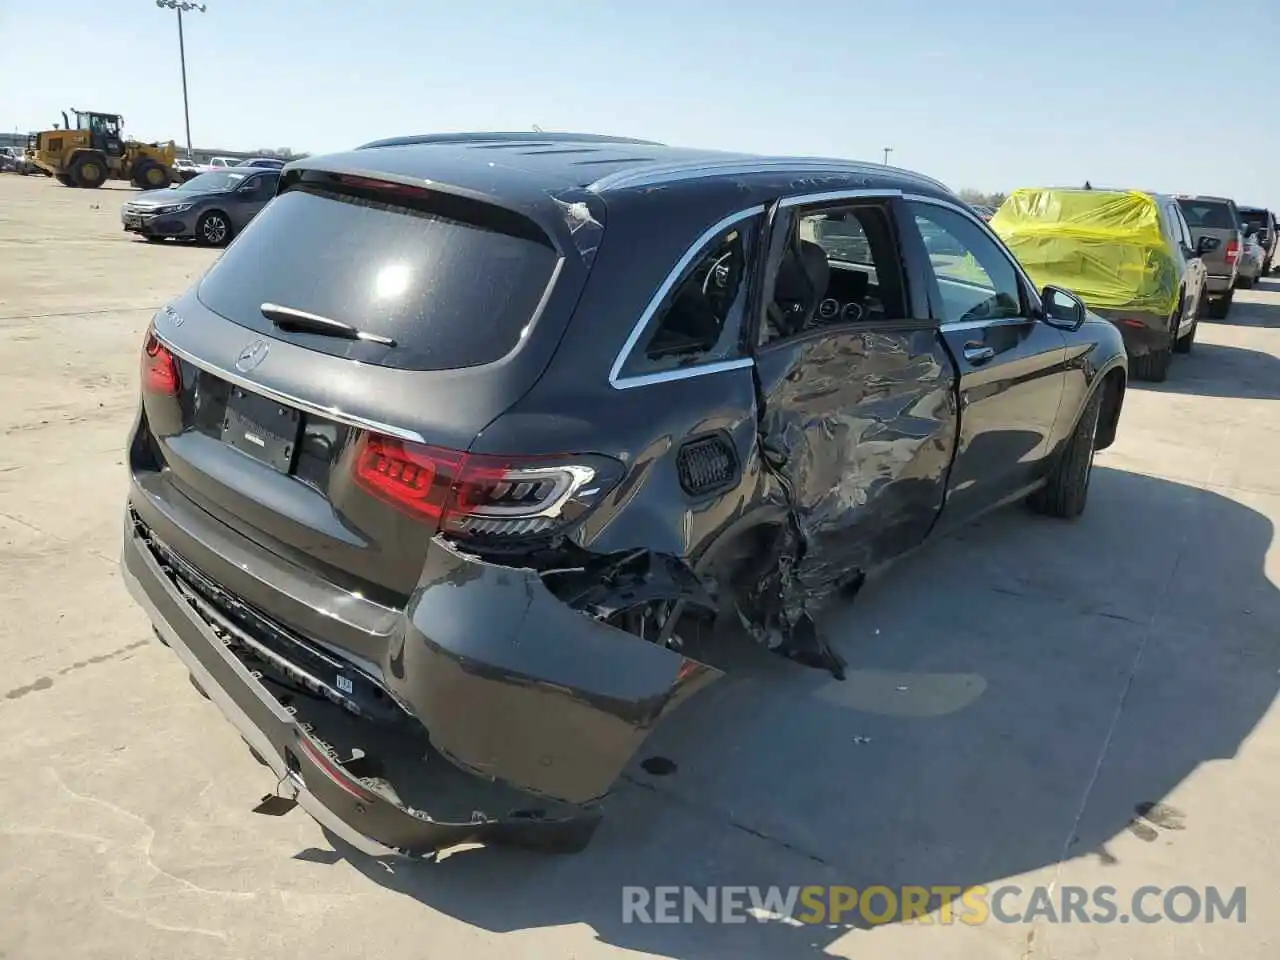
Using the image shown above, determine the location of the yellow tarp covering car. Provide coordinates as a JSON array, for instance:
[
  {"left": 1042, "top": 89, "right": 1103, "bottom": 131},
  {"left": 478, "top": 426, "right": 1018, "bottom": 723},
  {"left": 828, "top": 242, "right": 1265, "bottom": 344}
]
[{"left": 990, "top": 188, "right": 1179, "bottom": 317}]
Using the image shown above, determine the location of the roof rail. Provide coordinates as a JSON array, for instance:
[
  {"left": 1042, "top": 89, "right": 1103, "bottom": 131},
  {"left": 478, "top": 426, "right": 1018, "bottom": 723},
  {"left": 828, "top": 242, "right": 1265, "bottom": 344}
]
[
  {"left": 587, "top": 156, "right": 951, "bottom": 196},
  {"left": 356, "top": 131, "right": 665, "bottom": 151}
]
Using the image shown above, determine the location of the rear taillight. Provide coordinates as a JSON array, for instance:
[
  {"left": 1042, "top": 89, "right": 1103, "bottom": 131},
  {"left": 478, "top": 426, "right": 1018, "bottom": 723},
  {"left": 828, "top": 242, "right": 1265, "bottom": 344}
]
[
  {"left": 353, "top": 434, "right": 622, "bottom": 540},
  {"left": 142, "top": 331, "right": 180, "bottom": 395},
  {"left": 1225, "top": 238, "right": 1240, "bottom": 266}
]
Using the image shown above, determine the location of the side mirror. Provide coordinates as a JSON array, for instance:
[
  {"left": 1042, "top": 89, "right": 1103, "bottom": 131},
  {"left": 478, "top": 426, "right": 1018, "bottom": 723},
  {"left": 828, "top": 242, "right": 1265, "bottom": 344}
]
[
  {"left": 1041, "top": 285, "right": 1086, "bottom": 331},
  {"left": 1196, "top": 235, "right": 1220, "bottom": 255}
]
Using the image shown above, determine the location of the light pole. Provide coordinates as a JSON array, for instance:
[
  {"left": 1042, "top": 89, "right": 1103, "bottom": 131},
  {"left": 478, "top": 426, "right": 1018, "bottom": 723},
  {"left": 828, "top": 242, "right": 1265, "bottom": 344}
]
[
  {"left": 156, "top": 0, "right": 206, "bottom": 159},
  {"left": 882, "top": 147, "right": 893, "bottom": 165}
]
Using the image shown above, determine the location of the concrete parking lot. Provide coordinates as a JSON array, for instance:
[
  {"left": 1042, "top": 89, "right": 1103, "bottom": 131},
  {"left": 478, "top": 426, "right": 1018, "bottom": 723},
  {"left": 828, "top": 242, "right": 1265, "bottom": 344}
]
[{"left": 1, "top": 173, "right": 1277, "bottom": 959}]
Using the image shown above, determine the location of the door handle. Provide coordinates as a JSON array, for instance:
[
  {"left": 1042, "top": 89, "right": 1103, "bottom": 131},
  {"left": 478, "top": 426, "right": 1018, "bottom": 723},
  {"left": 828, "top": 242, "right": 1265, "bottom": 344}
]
[{"left": 963, "top": 342, "right": 995, "bottom": 363}]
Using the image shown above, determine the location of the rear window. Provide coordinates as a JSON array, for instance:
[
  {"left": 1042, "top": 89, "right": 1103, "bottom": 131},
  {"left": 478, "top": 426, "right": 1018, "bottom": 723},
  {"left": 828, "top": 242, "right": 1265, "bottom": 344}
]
[
  {"left": 1239, "top": 209, "right": 1267, "bottom": 227},
  {"left": 1177, "top": 199, "right": 1237, "bottom": 230},
  {"left": 197, "top": 184, "right": 559, "bottom": 371}
]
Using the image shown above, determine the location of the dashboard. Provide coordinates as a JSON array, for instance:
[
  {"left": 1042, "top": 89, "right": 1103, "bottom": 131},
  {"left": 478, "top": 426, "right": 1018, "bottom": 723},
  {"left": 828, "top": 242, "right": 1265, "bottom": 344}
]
[{"left": 813, "top": 260, "right": 885, "bottom": 325}]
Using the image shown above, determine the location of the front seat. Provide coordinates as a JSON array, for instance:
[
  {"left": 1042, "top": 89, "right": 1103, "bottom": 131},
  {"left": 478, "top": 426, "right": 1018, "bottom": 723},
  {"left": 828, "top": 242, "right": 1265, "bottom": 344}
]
[{"left": 770, "top": 239, "right": 830, "bottom": 337}]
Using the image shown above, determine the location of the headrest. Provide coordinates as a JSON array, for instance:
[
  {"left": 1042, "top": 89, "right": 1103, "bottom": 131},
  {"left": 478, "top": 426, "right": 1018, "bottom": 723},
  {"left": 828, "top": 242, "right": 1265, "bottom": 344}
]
[{"left": 775, "top": 239, "right": 830, "bottom": 302}]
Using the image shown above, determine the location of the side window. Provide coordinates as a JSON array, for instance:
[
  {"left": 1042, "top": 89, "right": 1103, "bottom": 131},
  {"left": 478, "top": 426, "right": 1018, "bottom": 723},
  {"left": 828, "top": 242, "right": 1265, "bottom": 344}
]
[
  {"left": 1170, "top": 204, "right": 1193, "bottom": 250},
  {"left": 760, "top": 202, "right": 908, "bottom": 346},
  {"left": 909, "top": 202, "right": 1023, "bottom": 324},
  {"left": 256, "top": 173, "right": 280, "bottom": 198},
  {"left": 617, "top": 217, "right": 758, "bottom": 379}
]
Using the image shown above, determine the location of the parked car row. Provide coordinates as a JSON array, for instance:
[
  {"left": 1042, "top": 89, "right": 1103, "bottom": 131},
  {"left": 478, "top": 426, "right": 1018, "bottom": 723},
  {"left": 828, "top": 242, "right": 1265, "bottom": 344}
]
[
  {"left": 122, "top": 133, "right": 1134, "bottom": 856},
  {"left": 989, "top": 188, "right": 1273, "bottom": 382},
  {"left": 0, "top": 145, "right": 48, "bottom": 176},
  {"left": 169, "top": 155, "right": 290, "bottom": 184}
]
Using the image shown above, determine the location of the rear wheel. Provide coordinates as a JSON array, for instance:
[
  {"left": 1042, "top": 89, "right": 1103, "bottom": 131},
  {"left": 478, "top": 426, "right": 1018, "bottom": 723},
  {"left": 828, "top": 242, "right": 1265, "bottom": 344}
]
[
  {"left": 1131, "top": 298, "right": 1179, "bottom": 382},
  {"left": 1028, "top": 385, "right": 1103, "bottom": 519},
  {"left": 1209, "top": 289, "right": 1234, "bottom": 319},
  {"left": 196, "top": 210, "right": 232, "bottom": 247},
  {"left": 132, "top": 159, "right": 170, "bottom": 190},
  {"left": 70, "top": 155, "right": 106, "bottom": 189},
  {"left": 1174, "top": 293, "right": 1201, "bottom": 354}
]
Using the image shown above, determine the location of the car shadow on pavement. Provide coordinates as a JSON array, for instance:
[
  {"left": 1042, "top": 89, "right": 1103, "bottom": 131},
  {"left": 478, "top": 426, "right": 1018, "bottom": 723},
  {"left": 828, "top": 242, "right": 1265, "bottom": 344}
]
[
  {"left": 1131, "top": 340, "right": 1280, "bottom": 400},
  {"left": 1215, "top": 283, "right": 1280, "bottom": 329},
  {"left": 312, "top": 466, "right": 1278, "bottom": 958}
]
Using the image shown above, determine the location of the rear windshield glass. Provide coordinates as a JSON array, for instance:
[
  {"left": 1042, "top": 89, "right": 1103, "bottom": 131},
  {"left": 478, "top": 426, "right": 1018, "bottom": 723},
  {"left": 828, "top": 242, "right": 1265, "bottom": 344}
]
[
  {"left": 1239, "top": 209, "right": 1267, "bottom": 227},
  {"left": 1177, "top": 200, "right": 1236, "bottom": 230},
  {"left": 196, "top": 185, "right": 559, "bottom": 371}
]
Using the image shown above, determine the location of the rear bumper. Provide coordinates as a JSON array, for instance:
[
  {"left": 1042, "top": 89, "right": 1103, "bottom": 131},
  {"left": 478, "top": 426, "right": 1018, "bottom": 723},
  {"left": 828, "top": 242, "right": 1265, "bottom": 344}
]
[
  {"left": 1094, "top": 309, "right": 1171, "bottom": 357},
  {"left": 121, "top": 485, "right": 719, "bottom": 854},
  {"left": 1205, "top": 273, "right": 1236, "bottom": 295}
]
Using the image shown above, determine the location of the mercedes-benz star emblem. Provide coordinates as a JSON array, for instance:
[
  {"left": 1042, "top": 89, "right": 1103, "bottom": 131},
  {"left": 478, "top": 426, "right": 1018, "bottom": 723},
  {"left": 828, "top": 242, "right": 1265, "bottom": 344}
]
[{"left": 234, "top": 339, "right": 270, "bottom": 373}]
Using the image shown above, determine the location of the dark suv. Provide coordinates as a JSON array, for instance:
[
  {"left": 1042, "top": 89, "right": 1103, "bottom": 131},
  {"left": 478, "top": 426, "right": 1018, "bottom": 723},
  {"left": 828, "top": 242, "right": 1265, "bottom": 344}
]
[{"left": 122, "top": 133, "right": 1128, "bottom": 855}]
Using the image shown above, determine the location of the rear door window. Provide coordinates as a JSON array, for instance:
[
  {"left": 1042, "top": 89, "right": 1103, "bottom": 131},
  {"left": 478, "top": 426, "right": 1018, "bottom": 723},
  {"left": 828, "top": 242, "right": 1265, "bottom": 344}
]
[
  {"left": 908, "top": 202, "right": 1024, "bottom": 324},
  {"left": 616, "top": 217, "right": 758, "bottom": 379},
  {"left": 196, "top": 182, "right": 560, "bottom": 372}
]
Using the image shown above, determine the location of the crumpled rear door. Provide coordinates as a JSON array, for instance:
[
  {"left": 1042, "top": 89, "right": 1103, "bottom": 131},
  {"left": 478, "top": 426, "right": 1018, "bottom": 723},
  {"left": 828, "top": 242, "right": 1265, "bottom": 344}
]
[{"left": 750, "top": 195, "right": 958, "bottom": 601}]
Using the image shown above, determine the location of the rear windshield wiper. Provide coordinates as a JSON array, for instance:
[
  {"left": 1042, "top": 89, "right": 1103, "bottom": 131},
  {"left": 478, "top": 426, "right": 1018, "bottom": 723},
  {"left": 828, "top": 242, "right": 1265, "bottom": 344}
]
[{"left": 260, "top": 302, "right": 397, "bottom": 347}]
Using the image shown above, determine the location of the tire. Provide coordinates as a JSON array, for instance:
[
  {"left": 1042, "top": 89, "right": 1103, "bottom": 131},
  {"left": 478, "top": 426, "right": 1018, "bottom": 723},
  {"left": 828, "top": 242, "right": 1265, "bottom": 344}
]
[
  {"left": 1131, "top": 345, "right": 1170, "bottom": 382},
  {"left": 132, "top": 159, "right": 170, "bottom": 190},
  {"left": 1235, "top": 273, "right": 1253, "bottom": 290},
  {"left": 196, "top": 210, "right": 232, "bottom": 247},
  {"left": 69, "top": 155, "right": 106, "bottom": 189},
  {"left": 144, "top": 235, "right": 165, "bottom": 243},
  {"left": 1174, "top": 293, "right": 1202, "bottom": 354},
  {"left": 1131, "top": 298, "right": 1179, "bottom": 381},
  {"left": 1208, "top": 288, "right": 1234, "bottom": 319},
  {"left": 1028, "top": 385, "right": 1104, "bottom": 519}
]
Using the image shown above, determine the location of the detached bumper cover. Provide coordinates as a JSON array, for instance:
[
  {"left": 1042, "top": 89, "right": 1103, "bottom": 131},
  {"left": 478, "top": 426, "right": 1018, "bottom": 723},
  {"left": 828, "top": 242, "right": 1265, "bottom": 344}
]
[
  {"left": 392, "top": 539, "right": 722, "bottom": 805},
  {"left": 121, "top": 501, "right": 719, "bottom": 855}
]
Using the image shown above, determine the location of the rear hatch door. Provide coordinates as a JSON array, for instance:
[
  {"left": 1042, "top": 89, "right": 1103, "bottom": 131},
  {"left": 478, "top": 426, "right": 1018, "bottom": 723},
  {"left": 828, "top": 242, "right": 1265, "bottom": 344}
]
[
  {"left": 1177, "top": 198, "right": 1241, "bottom": 275},
  {"left": 140, "top": 170, "right": 590, "bottom": 606}
]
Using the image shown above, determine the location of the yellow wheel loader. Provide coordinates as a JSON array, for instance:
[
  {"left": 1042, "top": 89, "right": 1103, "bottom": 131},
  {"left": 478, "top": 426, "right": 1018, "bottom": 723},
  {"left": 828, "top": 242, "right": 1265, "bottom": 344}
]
[{"left": 28, "top": 109, "right": 177, "bottom": 190}]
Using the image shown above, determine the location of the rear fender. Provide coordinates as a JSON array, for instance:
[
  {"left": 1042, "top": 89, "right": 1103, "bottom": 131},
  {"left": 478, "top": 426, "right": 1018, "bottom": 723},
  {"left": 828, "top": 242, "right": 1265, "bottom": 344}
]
[{"left": 385, "top": 537, "right": 722, "bottom": 806}]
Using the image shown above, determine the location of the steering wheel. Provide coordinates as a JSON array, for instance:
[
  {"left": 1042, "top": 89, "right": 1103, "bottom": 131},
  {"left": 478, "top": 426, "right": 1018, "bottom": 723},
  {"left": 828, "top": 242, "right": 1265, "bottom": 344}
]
[{"left": 702, "top": 250, "right": 737, "bottom": 295}]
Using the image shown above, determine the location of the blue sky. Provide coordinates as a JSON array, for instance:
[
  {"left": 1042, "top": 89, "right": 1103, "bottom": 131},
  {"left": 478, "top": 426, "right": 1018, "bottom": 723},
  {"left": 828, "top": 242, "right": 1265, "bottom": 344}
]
[{"left": 4, "top": 0, "right": 1277, "bottom": 209}]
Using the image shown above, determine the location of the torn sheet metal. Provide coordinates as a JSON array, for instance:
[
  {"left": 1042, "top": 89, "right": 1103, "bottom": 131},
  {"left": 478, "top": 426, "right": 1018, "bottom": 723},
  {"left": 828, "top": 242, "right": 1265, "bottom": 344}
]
[{"left": 746, "top": 326, "right": 959, "bottom": 677}]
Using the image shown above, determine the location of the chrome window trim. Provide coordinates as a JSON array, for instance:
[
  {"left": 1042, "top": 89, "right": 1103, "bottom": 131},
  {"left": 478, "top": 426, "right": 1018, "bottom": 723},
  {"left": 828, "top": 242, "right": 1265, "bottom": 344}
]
[
  {"left": 610, "top": 188, "right": 928, "bottom": 389},
  {"left": 611, "top": 357, "right": 755, "bottom": 391},
  {"left": 902, "top": 192, "right": 1044, "bottom": 326},
  {"left": 589, "top": 158, "right": 948, "bottom": 196},
  {"left": 154, "top": 329, "right": 428, "bottom": 443},
  {"left": 778, "top": 187, "right": 903, "bottom": 208},
  {"left": 608, "top": 205, "right": 765, "bottom": 390}
]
